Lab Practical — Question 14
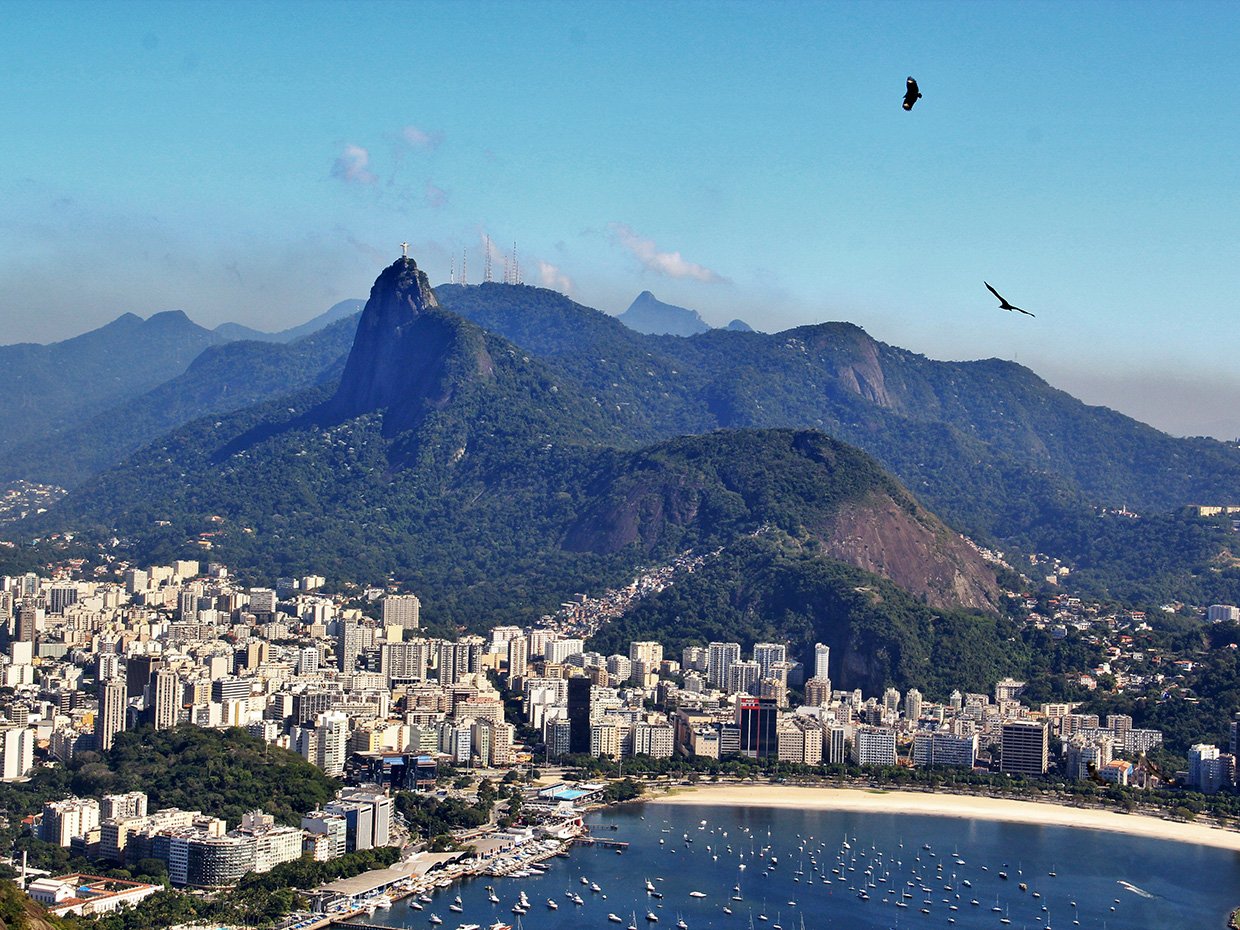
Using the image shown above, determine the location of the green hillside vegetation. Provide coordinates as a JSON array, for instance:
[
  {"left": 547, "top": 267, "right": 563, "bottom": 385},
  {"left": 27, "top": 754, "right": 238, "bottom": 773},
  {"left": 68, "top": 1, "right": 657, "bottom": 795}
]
[
  {"left": 436, "top": 285, "right": 1240, "bottom": 598},
  {"left": 0, "top": 726, "right": 337, "bottom": 838},
  {"left": 0, "top": 879, "right": 68, "bottom": 930},
  {"left": 43, "top": 393, "right": 957, "bottom": 633},
  {"left": 590, "top": 533, "right": 1021, "bottom": 696}
]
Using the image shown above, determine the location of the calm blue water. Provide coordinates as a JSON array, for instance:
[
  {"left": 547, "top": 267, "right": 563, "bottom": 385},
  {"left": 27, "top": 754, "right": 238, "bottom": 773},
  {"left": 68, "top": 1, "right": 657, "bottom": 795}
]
[{"left": 362, "top": 800, "right": 1240, "bottom": 930}]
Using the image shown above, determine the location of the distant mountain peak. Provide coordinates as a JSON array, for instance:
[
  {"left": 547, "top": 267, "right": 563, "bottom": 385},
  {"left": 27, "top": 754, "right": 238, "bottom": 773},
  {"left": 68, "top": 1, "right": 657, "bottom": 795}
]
[
  {"left": 726, "top": 318, "right": 754, "bottom": 333},
  {"left": 618, "top": 290, "right": 710, "bottom": 337}
]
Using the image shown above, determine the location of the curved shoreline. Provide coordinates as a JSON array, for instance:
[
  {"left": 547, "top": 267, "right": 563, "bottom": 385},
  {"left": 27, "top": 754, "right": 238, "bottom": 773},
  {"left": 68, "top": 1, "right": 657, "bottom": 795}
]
[{"left": 647, "top": 784, "right": 1240, "bottom": 852}]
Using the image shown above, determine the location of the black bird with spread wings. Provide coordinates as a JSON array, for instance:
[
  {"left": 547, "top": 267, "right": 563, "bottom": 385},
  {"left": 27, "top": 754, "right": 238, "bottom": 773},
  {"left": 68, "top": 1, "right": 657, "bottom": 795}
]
[
  {"left": 902, "top": 77, "right": 922, "bottom": 111},
  {"left": 985, "top": 281, "right": 1035, "bottom": 317}
]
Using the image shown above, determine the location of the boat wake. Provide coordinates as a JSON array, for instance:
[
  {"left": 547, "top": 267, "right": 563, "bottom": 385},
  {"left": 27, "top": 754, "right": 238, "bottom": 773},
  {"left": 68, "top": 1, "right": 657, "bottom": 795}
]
[{"left": 1117, "top": 880, "right": 1155, "bottom": 899}]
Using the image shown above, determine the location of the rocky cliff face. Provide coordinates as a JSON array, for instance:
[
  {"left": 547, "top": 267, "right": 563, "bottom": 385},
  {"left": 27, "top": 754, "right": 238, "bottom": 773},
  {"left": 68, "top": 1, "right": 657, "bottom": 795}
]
[
  {"left": 329, "top": 258, "right": 494, "bottom": 434},
  {"left": 818, "top": 495, "right": 1000, "bottom": 612}
]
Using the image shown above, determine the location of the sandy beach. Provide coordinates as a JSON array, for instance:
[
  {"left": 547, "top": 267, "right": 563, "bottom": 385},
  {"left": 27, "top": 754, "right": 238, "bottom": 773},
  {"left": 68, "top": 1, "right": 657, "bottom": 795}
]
[{"left": 650, "top": 784, "right": 1240, "bottom": 852}]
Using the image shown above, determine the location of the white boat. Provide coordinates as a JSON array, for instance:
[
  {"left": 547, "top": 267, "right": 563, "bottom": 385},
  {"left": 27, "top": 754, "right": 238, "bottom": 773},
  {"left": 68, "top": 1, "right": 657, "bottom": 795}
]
[
  {"left": 646, "top": 913, "right": 659, "bottom": 923},
  {"left": 486, "top": 922, "right": 511, "bottom": 930},
  {"left": 646, "top": 879, "right": 657, "bottom": 893},
  {"left": 608, "top": 915, "right": 623, "bottom": 923},
  {"left": 429, "top": 916, "right": 443, "bottom": 925},
  {"left": 689, "top": 892, "right": 706, "bottom": 899},
  {"left": 676, "top": 919, "right": 688, "bottom": 930},
  {"left": 488, "top": 892, "right": 500, "bottom": 904},
  {"left": 591, "top": 883, "right": 601, "bottom": 893},
  {"left": 628, "top": 914, "right": 639, "bottom": 930},
  {"left": 450, "top": 904, "right": 464, "bottom": 914},
  {"left": 546, "top": 899, "right": 558, "bottom": 911},
  {"left": 582, "top": 877, "right": 591, "bottom": 886},
  {"left": 411, "top": 902, "right": 425, "bottom": 911},
  {"left": 572, "top": 894, "right": 585, "bottom": 906}
]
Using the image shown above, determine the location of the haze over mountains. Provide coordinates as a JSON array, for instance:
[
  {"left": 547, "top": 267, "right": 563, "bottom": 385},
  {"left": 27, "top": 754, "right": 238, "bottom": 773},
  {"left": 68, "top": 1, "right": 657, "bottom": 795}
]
[
  {"left": 6, "top": 260, "right": 1240, "bottom": 642},
  {"left": 616, "top": 290, "right": 754, "bottom": 336}
]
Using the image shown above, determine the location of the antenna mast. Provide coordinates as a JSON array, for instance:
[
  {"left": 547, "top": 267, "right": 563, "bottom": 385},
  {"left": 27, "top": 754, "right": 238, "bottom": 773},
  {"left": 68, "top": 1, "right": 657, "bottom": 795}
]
[
  {"left": 450, "top": 256, "right": 456, "bottom": 285},
  {"left": 484, "top": 235, "right": 493, "bottom": 283},
  {"left": 461, "top": 250, "right": 468, "bottom": 286}
]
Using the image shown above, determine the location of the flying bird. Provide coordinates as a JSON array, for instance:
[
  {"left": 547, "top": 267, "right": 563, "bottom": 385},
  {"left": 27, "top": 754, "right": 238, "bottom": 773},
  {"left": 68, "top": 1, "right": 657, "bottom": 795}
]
[
  {"left": 985, "top": 282, "right": 1035, "bottom": 317},
  {"left": 902, "top": 77, "right": 922, "bottom": 111}
]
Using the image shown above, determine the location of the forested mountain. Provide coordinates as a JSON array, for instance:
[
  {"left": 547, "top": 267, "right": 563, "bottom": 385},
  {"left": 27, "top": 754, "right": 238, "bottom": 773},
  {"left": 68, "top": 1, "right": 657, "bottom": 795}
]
[
  {"left": 0, "top": 314, "right": 360, "bottom": 488},
  {"left": 26, "top": 261, "right": 1007, "bottom": 684},
  {"left": 434, "top": 283, "right": 1240, "bottom": 541},
  {"left": 0, "top": 310, "right": 229, "bottom": 451},
  {"left": 15, "top": 265, "right": 1240, "bottom": 634}
]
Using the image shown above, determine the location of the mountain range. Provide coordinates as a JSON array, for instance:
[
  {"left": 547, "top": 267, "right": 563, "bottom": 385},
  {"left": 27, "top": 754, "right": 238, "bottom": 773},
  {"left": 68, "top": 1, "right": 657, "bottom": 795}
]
[{"left": 8, "top": 259, "right": 1240, "bottom": 687}]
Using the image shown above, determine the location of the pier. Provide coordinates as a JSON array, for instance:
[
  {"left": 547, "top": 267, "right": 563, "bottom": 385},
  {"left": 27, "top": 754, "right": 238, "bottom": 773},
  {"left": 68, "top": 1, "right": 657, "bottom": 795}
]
[{"left": 576, "top": 837, "right": 630, "bottom": 849}]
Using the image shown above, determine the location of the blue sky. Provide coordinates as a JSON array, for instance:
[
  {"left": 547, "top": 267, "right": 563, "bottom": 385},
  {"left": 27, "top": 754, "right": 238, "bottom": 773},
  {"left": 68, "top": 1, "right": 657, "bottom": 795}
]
[{"left": 2, "top": 0, "right": 1238, "bottom": 436}]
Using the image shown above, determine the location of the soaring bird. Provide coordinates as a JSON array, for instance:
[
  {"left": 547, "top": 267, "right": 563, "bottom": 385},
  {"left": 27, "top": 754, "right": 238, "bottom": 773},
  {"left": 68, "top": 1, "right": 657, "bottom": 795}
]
[
  {"left": 902, "top": 77, "right": 922, "bottom": 111},
  {"left": 985, "top": 282, "right": 1034, "bottom": 317}
]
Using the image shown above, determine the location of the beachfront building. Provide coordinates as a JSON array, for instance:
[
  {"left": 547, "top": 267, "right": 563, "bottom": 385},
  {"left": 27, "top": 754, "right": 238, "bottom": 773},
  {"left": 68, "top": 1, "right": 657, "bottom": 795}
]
[
  {"left": 1000, "top": 721, "right": 1049, "bottom": 776},
  {"left": 851, "top": 726, "right": 898, "bottom": 767},
  {"left": 912, "top": 730, "right": 977, "bottom": 769},
  {"left": 777, "top": 717, "right": 823, "bottom": 765}
]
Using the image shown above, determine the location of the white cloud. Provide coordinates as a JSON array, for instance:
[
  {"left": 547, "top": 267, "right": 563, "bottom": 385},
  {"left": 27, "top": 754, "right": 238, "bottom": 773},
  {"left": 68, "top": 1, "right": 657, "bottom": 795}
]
[
  {"left": 537, "top": 260, "right": 574, "bottom": 294},
  {"left": 608, "top": 222, "right": 725, "bottom": 282},
  {"left": 331, "top": 144, "right": 377, "bottom": 184},
  {"left": 401, "top": 125, "right": 443, "bottom": 151}
]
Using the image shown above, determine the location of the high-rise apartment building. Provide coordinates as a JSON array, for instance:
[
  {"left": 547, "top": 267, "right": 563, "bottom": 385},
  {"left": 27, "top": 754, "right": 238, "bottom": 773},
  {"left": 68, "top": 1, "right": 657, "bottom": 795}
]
[
  {"left": 381, "top": 594, "right": 421, "bottom": 630},
  {"left": 153, "top": 668, "right": 181, "bottom": 730},
  {"left": 707, "top": 642, "right": 741, "bottom": 690},
  {"left": 752, "top": 642, "right": 786, "bottom": 680},
  {"left": 96, "top": 678, "right": 127, "bottom": 752},
  {"left": 813, "top": 643, "right": 831, "bottom": 680}
]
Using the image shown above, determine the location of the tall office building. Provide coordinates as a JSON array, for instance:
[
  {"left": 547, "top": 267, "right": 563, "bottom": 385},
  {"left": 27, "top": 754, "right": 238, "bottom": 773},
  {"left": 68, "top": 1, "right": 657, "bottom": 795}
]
[
  {"left": 567, "top": 676, "right": 591, "bottom": 755},
  {"left": 852, "top": 726, "right": 899, "bottom": 767},
  {"left": 707, "top": 642, "right": 742, "bottom": 690},
  {"left": 126, "top": 655, "right": 162, "bottom": 700},
  {"left": 382, "top": 641, "right": 429, "bottom": 682},
  {"left": 1000, "top": 721, "right": 1049, "bottom": 776},
  {"left": 153, "top": 668, "right": 181, "bottom": 730},
  {"left": 736, "top": 696, "right": 778, "bottom": 759},
  {"left": 96, "top": 678, "right": 128, "bottom": 752},
  {"left": 14, "top": 597, "right": 40, "bottom": 643},
  {"left": 813, "top": 643, "right": 831, "bottom": 680},
  {"left": 381, "top": 594, "right": 421, "bottom": 630}
]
